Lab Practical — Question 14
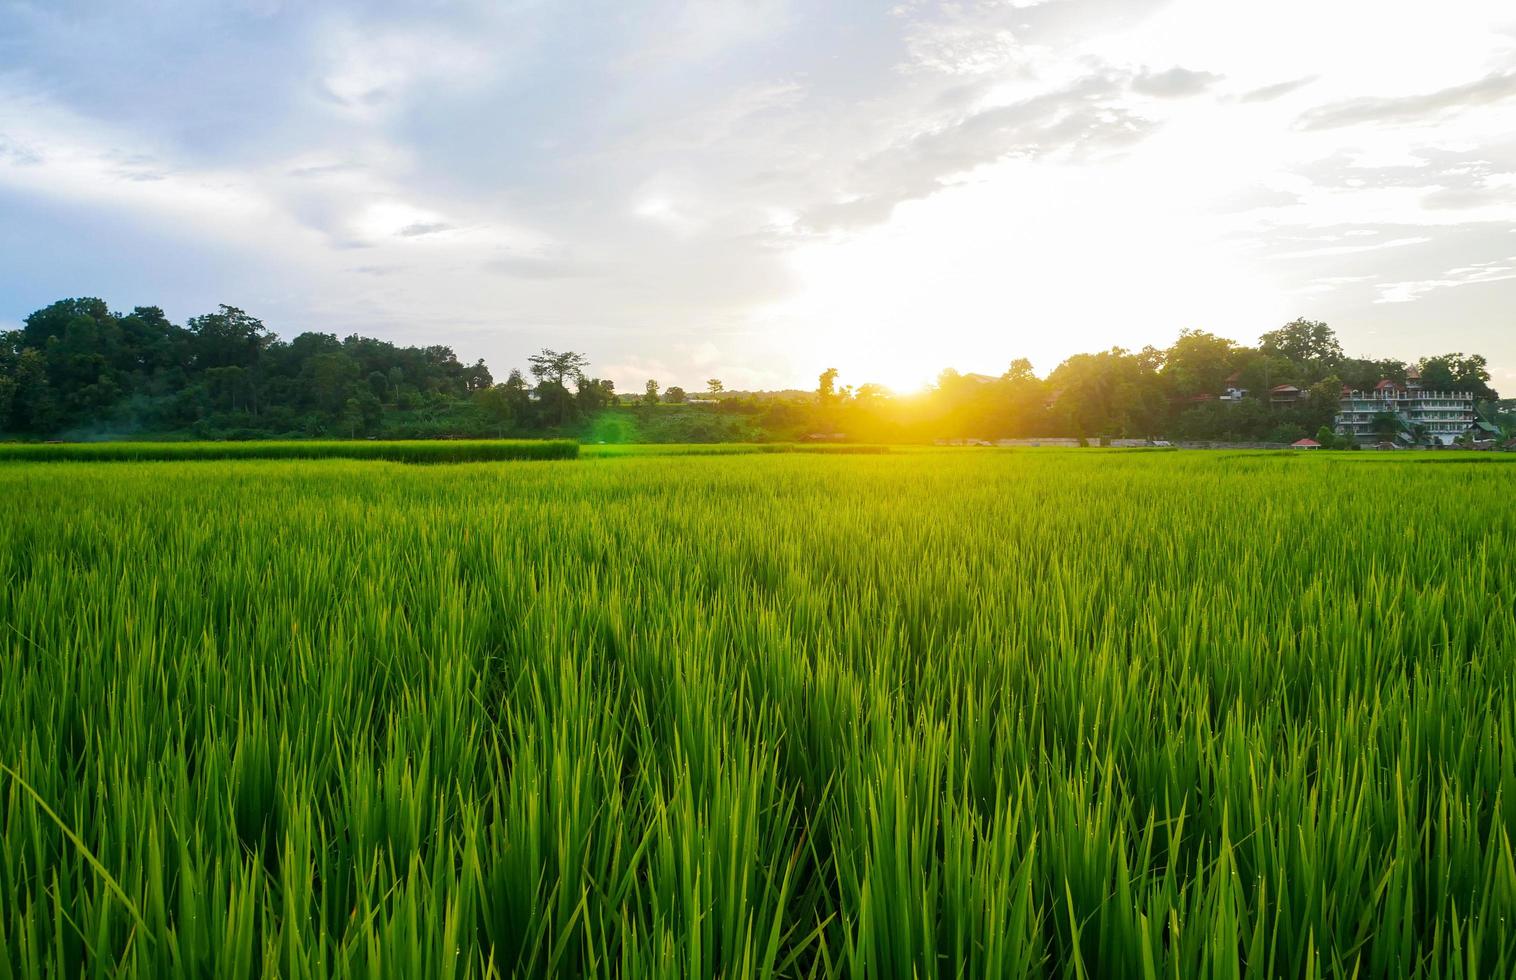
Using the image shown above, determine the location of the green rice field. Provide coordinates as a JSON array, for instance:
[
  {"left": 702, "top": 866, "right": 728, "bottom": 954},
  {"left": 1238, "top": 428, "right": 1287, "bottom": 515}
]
[
  {"left": 0, "top": 439, "right": 579, "bottom": 464},
  {"left": 1, "top": 450, "right": 1513, "bottom": 978}
]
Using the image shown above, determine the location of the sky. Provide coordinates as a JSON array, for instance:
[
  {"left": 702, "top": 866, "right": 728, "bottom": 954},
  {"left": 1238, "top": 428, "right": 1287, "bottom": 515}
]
[{"left": 2, "top": 0, "right": 1515, "bottom": 394}]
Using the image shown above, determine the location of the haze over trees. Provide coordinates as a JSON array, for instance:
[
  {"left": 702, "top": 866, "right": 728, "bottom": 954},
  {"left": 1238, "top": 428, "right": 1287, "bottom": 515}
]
[{"left": 0, "top": 300, "right": 1504, "bottom": 442}]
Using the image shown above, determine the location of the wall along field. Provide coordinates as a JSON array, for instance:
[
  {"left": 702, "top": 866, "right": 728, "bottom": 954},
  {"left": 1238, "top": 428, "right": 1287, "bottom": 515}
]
[{"left": 1, "top": 450, "right": 1513, "bottom": 978}]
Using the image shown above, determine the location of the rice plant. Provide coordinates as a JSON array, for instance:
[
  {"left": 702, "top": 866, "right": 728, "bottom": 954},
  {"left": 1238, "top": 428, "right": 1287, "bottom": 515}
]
[
  {"left": 0, "top": 439, "right": 578, "bottom": 464},
  {"left": 0, "top": 450, "right": 1512, "bottom": 977}
]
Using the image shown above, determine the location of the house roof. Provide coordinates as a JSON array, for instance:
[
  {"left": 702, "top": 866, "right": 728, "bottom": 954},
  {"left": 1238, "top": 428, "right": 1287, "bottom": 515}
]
[
  {"left": 1374, "top": 379, "right": 1401, "bottom": 391},
  {"left": 1292, "top": 438, "right": 1321, "bottom": 447},
  {"left": 1270, "top": 384, "right": 1300, "bottom": 393}
]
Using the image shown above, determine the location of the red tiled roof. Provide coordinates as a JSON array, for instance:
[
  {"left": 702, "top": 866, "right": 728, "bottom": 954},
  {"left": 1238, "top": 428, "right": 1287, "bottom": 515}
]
[{"left": 1292, "top": 438, "right": 1321, "bottom": 447}]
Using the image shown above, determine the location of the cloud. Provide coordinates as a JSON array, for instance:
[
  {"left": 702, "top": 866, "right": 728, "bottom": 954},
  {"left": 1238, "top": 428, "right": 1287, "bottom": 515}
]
[
  {"left": 1276, "top": 236, "right": 1432, "bottom": 260},
  {"left": 396, "top": 221, "right": 454, "bottom": 237},
  {"left": 1296, "top": 274, "right": 1375, "bottom": 296},
  {"left": 3, "top": 0, "right": 1516, "bottom": 392},
  {"left": 484, "top": 255, "right": 596, "bottom": 280},
  {"left": 801, "top": 71, "right": 1162, "bottom": 231},
  {"left": 1238, "top": 75, "right": 1318, "bottom": 103},
  {"left": 1377, "top": 256, "right": 1516, "bottom": 303},
  {"left": 901, "top": 21, "right": 1025, "bottom": 77},
  {"left": 0, "top": 135, "right": 43, "bottom": 166},
  {"left": 1211, "top": 184, "right": 1304, "bottom": 212},
  {"left": 1298, "top": 70, "right": 1516, "bottom": 130},
  {"left": 317, "top": 25, "right": 495, "bottom": 114},
  {"left": 622, "top": 0, "right": 791, "bottom": 67},
  {"left": 287, "top": 162, "right": 363, "bottom": 179},
  {"left": 1131, "top": 66, "right": 1223, "bottom": 98},
  {"left": 1422, "top": 180, "right": 1516, "bottom": 210}
]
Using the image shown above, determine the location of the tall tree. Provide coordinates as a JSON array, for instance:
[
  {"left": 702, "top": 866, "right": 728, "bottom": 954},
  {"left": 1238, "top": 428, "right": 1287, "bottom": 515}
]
[
  {"left": 1419, "top": 353, "right": 1497, "bottom": 399},
  {"left": 818, "top": 368, "right": 840, "bottom": 406},
  {"left": 1259, "top": 318, "right": 1343, "bottom": 371},
  {"left": 1163, "top": 329, "right": 1237, "bottom": 396},
  {"left": 526, "top": 349, "right": 588, "bottom": 426},
  {"left": 527, "top": 349, "right": 589, "bottom": 388},
  {"left": 475, "top": 384, "right": 515, "bottom": 436}
]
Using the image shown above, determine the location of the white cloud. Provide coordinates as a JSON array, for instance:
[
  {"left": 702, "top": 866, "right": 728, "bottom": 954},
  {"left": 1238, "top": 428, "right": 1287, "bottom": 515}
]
[
  {"left": 317, "top": 23, "right": 497, "bottom": 116},
  {"left": 623, "top": 0, "right": 792, "bottom": 67},
  {"left": 1276, "top": 237, "right": 1432, "bottom": 260},
  {"left": 3, "top": 0, "right": 1516, "bottom": 390},
  {"left": 1377, "top": 257, "right": 1516, "bottom": 303}
]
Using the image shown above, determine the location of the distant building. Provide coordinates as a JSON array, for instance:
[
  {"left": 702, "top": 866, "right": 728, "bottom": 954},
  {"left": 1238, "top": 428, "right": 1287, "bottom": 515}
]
[
  {"left": 1466, "top": 419, "right": 1500, "bottom": 445},
  {"left": 1269, "top": 384, "right": 1303, "bottom": 405},
  {"left": 1335, "top": 375, "right": 1476, "bottom": 446},
  {"left": 1291, "top": 438, "right": 1321, "bottom": 449},
  {"left": 1218, "top": 372, "right": 1248, "bottom": 402}
]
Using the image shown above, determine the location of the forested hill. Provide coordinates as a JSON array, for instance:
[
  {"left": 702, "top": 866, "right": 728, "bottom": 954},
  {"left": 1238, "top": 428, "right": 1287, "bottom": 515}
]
[
  {"left": 0, "top": 297, "right": 1505, "bottom": 444},
  {"left": 0, "top": 298, "right": 504, "bottom": 439}
]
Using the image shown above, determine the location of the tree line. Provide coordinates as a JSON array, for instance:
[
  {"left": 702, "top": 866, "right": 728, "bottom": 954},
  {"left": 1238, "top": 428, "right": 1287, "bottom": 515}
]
[
  {"left": 820, "top": 320, "right": 1501, "bottom": 446},
  {"left": 0, "top": 299, "right": 616, "bottom": 439},
  {"left": 0, "top": 298, "right": 1503, "bottom": 442}
]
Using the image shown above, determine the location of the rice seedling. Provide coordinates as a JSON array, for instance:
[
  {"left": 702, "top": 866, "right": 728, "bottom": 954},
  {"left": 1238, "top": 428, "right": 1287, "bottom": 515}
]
[
  {"left": 0, "top": 439, "right": 578, "bottom": 464},
  {"left": 0, "top": 450, "right": 1511, "bottom": 977}
]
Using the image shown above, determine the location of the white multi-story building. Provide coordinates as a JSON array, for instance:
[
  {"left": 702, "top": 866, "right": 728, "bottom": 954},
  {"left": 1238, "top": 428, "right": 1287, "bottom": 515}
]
[{"left": 1335, "top": 370, "right": 1476, "bottom": 446}]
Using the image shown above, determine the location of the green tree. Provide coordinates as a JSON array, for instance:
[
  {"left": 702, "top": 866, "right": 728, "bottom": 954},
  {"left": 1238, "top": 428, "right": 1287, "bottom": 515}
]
[
  {"left": 664, "top": 386, "right": 687, "bottom": 404},
  {"left": 1046, "top": 348, "right": 1167, "bottom": 440},
  {"left": 0, "top": 331, "right": 20, "bottom": 428},
  {"left": 818, "top": 368, "right": 840, "bottom": 406},
  {"left": 1163, "top": 329, "right": 1237, "bottom": 397},
  {"left": 463, "top": 358, "right": 493, "bottom": 392},
  {"left": 475, "top": 384, "right": 515, "bottom": 436},
  {"left": 1418, "top": 353, "right": 1497, "bottom": 399},
  {"left": 1002, "top": 358, "right": 1037, "bottom": 384},
  {"left": 1371, "top": 411, "right": 1405, "bottom": 443},
  {"left": 527, "top": 349, "right": 589, "bottom": 388},
  {"left": 706, "top": 378, "right": 724, "bottom": 394},
  {"left": 1259, "top": 318, "right": 1343, "bottom": 371},
  {"left": 528, "top": 350, "right": 588, "bottom": 425},
  {"left": 574, "top": 376, "right": 616, "bottom": 414},
  {"left": 301, "top": 352, "right": 360, "bottom": 417},
  {"left": 643, "top": 380, "right": 660, "bottom": 406},
  {"left": 503, "top": 369, "right": 532, "bottom": 417},
  {"left": 188, "top": 306, "right": 271, "bottom": 372},
  {"left": 9, "top": 348, "right": 58, "bottom": 433}
]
